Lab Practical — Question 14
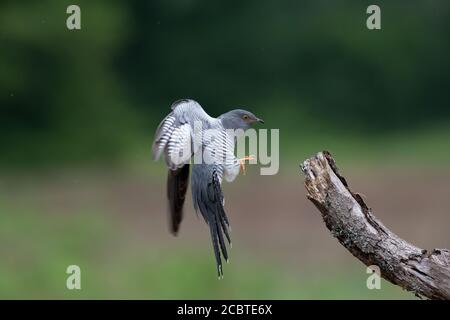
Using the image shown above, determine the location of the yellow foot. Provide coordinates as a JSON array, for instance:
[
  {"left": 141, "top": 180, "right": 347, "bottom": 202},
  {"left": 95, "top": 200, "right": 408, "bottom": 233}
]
[{"left": 239, "top": 155, "right": 255, "bottom": 175}]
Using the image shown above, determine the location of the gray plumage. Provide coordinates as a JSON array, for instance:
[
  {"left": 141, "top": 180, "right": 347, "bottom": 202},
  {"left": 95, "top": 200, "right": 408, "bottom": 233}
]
[{"left": 152, "top": 99, "right": 263, "bottom": 278}]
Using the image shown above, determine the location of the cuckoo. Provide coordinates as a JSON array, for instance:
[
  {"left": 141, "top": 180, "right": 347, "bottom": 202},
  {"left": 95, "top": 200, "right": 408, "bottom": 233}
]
[{"left": 152, "top": 99, "right": 264, "bottom": 278}]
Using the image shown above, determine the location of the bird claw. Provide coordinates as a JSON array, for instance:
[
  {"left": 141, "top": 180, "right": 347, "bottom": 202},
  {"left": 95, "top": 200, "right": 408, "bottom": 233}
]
[{"left": 239, "top": 155, "right": 255, "bottom": 175}]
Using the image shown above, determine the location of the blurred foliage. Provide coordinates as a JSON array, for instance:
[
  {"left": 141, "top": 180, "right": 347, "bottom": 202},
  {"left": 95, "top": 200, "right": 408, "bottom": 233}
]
[
  {"left": 0, "top": 198, "right": 412, "bottom": 299},
  {"left": 1, "top": 0, "right": 450, "bottom": 167}
]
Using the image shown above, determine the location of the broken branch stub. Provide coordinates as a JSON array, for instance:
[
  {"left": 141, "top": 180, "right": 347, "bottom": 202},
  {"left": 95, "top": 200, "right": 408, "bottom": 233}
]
[{"left": 301, "top": 151, "right": 450, "bottom": 300}]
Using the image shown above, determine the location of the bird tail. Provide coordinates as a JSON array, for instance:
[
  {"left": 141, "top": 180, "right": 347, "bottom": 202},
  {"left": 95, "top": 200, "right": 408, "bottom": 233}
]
[{"left": 191, "top": 164, "right": 231, "bottom": 278}]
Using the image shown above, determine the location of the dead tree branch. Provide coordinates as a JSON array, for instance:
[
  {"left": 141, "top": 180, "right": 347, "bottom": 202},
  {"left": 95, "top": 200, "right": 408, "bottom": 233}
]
[{"left": 301, "top": 151, "right": 450, "bottom": 300}]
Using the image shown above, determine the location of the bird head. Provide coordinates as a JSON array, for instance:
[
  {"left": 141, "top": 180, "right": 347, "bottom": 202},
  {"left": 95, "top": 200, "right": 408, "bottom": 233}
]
[{"left": 219, "top": 109, "right": 264, "bottom": 130}]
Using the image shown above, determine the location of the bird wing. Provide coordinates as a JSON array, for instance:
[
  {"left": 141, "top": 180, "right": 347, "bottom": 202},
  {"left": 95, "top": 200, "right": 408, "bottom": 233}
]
[
  {"left": 191, "top": 163, "right": 231, "bottom": 278},
  {"left": 153, "top": 99, "right": 214, "bottom": 235},
  {"left": 152, "top": 99, "right": 213, "bottom": 169},
  {"left": 166, "top": 164, "right": 190, "bottom": 235}
]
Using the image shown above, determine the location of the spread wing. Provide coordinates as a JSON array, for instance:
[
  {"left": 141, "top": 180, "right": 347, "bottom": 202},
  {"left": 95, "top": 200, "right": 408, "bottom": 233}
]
[
  {"left": 166, "top": 164, "right": 190, "bottom": 235},
  {"left": 191, "top": 163, "right": 231, "bottom": 278},
  {"left": 152, "top": 99, "right": 212, "bottom": 169},
  {"left": 152, "top": 99, "right": 213, "bottom": 235}
]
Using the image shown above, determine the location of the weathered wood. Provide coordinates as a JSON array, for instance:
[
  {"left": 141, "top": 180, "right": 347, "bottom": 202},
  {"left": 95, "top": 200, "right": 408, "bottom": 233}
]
[{"left": 301, "top": 151, "right": 450, "bottom": 300}]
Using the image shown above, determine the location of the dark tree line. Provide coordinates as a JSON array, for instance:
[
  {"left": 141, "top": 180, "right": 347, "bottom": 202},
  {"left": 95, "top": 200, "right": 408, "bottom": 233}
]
[{"left": 1, "top": 0, "right": 449, "bottom": 166}]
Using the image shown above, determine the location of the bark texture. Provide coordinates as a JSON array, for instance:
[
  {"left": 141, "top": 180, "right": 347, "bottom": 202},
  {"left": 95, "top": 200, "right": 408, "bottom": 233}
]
[{"left": 301, "top": 151, "right": 450, "bottom": 300}]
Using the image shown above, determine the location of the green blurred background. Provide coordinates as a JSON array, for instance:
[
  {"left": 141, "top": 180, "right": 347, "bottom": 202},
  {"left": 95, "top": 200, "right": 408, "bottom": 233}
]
[{"left": 1, "top": 0, "right": 449, "bottom": 299}]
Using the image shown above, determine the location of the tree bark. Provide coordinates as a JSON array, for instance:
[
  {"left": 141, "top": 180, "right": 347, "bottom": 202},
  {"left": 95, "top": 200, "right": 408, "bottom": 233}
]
[{"left": 300, "top": 151, "right": 450, "bottom": 300}]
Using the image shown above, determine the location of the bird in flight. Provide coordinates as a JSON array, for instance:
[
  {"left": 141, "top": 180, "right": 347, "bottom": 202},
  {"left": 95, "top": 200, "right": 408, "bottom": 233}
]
[{"left": 152, "top": 99, "right": 264, "bottom": 278}]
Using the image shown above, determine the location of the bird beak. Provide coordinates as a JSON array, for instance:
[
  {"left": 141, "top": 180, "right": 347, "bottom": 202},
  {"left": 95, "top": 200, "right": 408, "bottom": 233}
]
[{"left": 256, "top": 118, "right": 264, "bottom": 124}]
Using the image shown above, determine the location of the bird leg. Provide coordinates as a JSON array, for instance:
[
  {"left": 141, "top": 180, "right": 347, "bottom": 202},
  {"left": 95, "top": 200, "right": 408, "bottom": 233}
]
[{"left": 239, "top": 155, "right": 255, "bottom": 175}]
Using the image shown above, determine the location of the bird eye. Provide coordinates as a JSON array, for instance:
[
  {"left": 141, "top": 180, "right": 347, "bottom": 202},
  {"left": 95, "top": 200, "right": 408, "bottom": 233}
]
[{"left": 242, "top": 115, "right": 250, "bottom": 121}]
